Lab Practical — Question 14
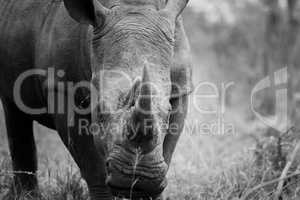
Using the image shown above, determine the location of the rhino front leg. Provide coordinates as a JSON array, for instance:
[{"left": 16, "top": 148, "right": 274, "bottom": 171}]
[
  {"left": 54, "top": 113, "right": 112, "bottom": 200},
  {"left": 164, "top": 16, "right": 191, "bottom": 165},
  {"left": 2, "top": 99, "right": 38, "bottom": 195}
]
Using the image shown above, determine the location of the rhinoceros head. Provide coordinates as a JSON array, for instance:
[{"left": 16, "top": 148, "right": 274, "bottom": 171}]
[{"left": 63, "top": 0, "right": 189, "bottom": 198}]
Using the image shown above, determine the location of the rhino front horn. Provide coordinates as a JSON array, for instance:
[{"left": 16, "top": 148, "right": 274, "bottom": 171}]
[
  {"left": 129, "top": 66, "right": 155, "bottom": 141},
  {"left": 137, "top": 66, "right": 152, "bottom": 114}
]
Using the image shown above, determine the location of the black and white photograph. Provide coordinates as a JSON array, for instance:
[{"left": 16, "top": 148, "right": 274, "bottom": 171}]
[{"left": 0, "top": 0, "right": 299, "bottom": 199}]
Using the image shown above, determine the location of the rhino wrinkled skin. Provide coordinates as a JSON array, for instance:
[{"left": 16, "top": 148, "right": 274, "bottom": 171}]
[{"left": 0, "top": 0, "right": 192, "bottom": 199}]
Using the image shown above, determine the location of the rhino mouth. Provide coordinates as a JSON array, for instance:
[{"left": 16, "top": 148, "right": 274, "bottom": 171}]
[
  {"left": 106, "top": 166, "right": 167, "bottom": 199},
  {"left": 106, "top": 174, "right": 167, "bottom": 199},
  {"left": 105, "top": 146, "right": 168, "bottom": 199},
  {"left": 109, "top": 187, "right": 165, "bottom": 200}
]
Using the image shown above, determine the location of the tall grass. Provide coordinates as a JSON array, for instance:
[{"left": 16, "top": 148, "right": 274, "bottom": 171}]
[{"left": 1, "top": 128, "right": 300, "bottom": 200}]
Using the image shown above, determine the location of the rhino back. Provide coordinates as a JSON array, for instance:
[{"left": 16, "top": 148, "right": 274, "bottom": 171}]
[
  {"left": 0, "top": 0, "right": 91, "bottom": 104},
  {"left": 0, "top": 0, "right": 56, "bottom": 97}
]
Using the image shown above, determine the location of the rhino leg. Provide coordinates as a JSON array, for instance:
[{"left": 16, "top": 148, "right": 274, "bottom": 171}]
[
  {"left": 2, "top": 99, "right": 38, "bottom": 194},
  {"left": 54, "top": 112, "right": 112, "bottom": 200},
  {"left": 163, "top": 16, "right": 191, "bottom": 166}
]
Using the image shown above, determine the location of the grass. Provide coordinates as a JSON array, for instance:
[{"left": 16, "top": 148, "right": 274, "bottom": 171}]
[
  {"left": 1, "top": 123, "right": 300, "bottom": 200},
  {"left": 0, "top": 156, "right": 89, "bottom": 200}
]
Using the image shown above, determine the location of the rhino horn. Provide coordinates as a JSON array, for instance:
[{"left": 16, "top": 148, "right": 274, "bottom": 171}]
[
  {"left": 129, "top": 66, "right": 155, "bottom": 141},
  {"left": 137, "top": 65, "right": 152, "bottom": 114}
]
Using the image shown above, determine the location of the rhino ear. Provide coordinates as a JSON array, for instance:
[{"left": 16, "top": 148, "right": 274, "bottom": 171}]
[
  {"left": 63, "top": 0, "right": 110, "bottom": 26},
  {"left": 163, "top": 0, "right": 189, "bottom": 20}
]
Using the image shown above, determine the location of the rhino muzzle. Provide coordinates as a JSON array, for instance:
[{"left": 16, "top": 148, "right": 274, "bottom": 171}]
[{"left": 106, "top": 144, "right": 168, "bottom": 199}]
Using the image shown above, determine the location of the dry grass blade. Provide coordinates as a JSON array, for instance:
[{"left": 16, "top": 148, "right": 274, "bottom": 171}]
[
  {"left": 0, "top": 170, "right": 36, "bottom": 176},
  {"left": 274, "top": 140, "right": 300, "bottom": 200},
  {"left": 240, "top": 172, "right": 300, "bottom": 200}
]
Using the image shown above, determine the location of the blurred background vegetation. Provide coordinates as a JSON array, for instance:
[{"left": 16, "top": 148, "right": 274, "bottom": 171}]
[{"left": 2, "top": 0, "right": 300, "bottom": 199}]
